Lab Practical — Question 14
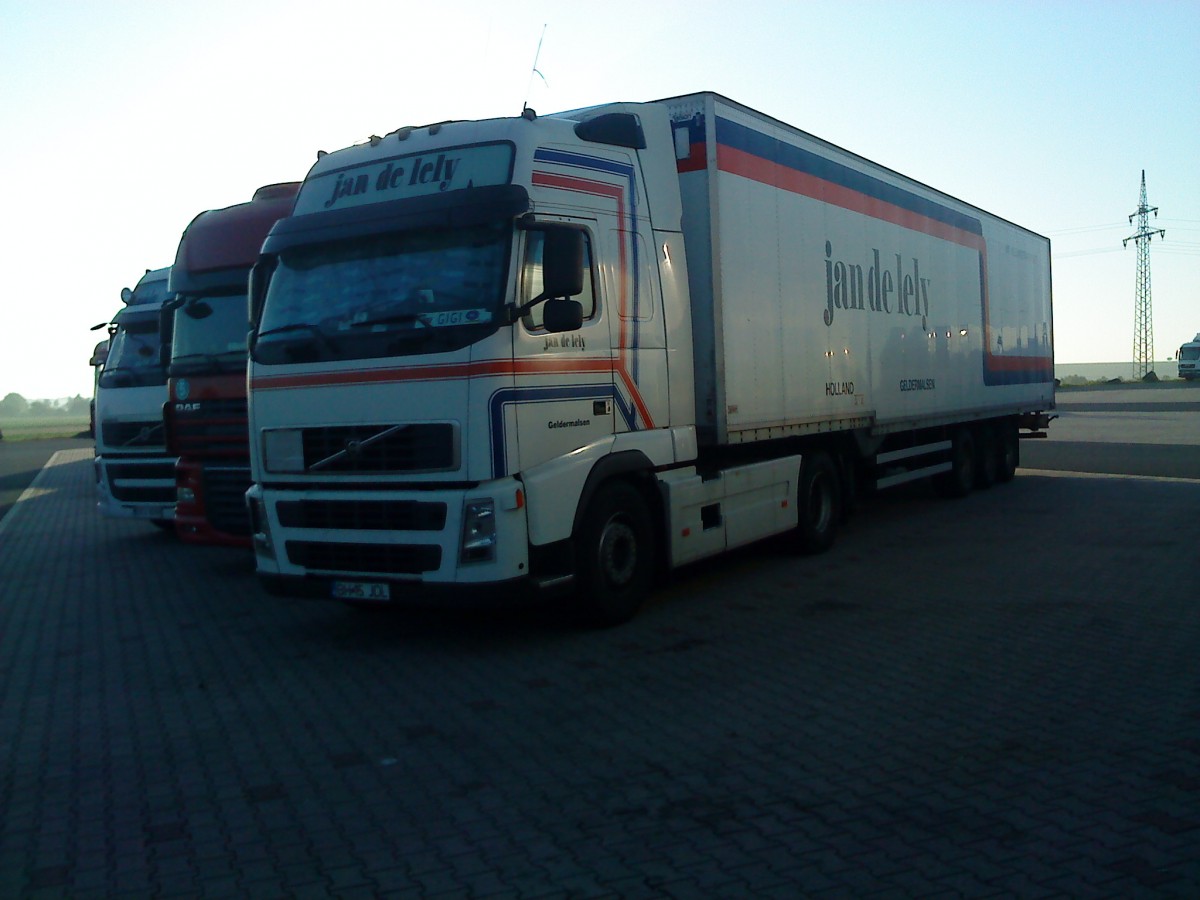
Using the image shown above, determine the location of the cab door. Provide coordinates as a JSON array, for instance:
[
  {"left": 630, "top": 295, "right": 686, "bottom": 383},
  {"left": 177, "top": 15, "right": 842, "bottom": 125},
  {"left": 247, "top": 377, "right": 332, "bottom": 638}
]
[{"left": 506, "top": 224, "right": 615, "bottom": 476}]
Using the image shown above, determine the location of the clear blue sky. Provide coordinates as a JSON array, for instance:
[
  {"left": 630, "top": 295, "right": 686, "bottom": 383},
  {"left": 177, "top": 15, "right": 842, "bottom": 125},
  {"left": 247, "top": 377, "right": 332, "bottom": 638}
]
[{"left": 1, "top": 0, "right": 1197, "bottom": 399}]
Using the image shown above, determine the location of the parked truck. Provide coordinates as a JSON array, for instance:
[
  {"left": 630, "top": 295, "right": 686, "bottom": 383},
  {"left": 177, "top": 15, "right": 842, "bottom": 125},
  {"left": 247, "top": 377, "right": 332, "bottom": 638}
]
[
  {"left": 245, "top": 92, "right": 1054, "bottom": 624},
  {"left": 1177, "top": 334, "right": 1200, "bottom": 381},
  {"left": 162, "top": 183, "right": 300, "bottom": 546},
  {"left": 94, "top": 267, "right": 177, "bottom": 525}
]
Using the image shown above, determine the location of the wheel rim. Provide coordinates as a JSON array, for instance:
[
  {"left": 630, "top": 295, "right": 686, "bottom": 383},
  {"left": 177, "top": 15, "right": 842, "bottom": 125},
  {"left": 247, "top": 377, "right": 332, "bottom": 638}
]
[
  {"left": 598, "top": 516, "right": 638, "bottom": 588},
  {"left": 806, "top": 475, "right": 833, "bottom": 533}
]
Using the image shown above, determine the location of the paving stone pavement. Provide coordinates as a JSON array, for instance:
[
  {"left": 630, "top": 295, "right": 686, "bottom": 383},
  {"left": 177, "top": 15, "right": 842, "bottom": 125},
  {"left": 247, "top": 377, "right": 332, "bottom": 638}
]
[{"left": 1, "top": 448, "right": 1198, "bottom": 898}]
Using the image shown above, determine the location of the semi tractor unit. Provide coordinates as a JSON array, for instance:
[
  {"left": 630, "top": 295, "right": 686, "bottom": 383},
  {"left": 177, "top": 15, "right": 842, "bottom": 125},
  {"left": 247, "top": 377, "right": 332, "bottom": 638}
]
[
  {"left": 94, "top": 267, "right": 176, "bottom": 525},
  {"left": 245, "top": 92, "right": 1054, "bottom": 624},
  {"left": 163, "top": 183, "right": 300, "bottom": 546},
  {"left": 1178, "top": 334, "right": 1200, "bottom": 381}
]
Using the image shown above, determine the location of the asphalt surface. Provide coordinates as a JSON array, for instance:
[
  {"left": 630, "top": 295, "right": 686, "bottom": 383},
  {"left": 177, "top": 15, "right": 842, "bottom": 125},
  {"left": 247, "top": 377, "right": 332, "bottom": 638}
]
[
  {"left": 0, "top": 437, "right": 92, "bottom": 523},
  {"left": 1, "top": 391, "right": 1198, "bottom": 897}
]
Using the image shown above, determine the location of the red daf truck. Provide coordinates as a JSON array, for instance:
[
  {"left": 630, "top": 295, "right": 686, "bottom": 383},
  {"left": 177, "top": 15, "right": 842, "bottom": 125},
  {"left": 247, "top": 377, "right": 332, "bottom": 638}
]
[{"left": 163, "top": 183, "right": 299, "bottom": 546}]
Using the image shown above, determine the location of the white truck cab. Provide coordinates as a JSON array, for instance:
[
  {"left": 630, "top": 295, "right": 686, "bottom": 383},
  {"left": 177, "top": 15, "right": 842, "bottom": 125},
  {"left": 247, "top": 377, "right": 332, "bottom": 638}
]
[
  {"left": 94, "top": 267, "right": 177, "bottom": 524},
  {"left": 1177, "top": 334, "right": 1200, "bottom": 381}
]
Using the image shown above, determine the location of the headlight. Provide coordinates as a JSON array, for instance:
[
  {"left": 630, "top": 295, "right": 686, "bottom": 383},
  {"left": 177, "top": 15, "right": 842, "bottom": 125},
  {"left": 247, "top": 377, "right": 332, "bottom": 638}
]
[
  {"left": 460, "top": 499, "right": 496, "bottom": 563},
  {"left": 262, "top": 429, "right": 305, "bottom": 473}
]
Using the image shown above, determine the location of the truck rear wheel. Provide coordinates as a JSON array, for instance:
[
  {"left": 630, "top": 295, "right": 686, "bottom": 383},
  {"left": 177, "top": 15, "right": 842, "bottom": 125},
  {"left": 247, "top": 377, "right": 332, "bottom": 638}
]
[
  {"left": 934, "top": 429, "right": 975, "bottom": 498},
  {"left": 574, "top": 481, "right": 654, "bottom": 627},
  {"left": 974, "top": 424, "right": 998, "bottom": 489},
  {"left": 996, "top": 420, "right": 1019, "bottom": 483},
  {"left": 796, "top": 452, "right": 840, "bottom": 554}
]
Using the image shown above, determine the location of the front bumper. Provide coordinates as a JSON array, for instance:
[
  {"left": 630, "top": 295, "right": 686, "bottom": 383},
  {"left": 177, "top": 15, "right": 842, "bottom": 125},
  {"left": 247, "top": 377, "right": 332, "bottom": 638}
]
[{"left": 248, "top": 478, "right": 531, "bottom": 603}]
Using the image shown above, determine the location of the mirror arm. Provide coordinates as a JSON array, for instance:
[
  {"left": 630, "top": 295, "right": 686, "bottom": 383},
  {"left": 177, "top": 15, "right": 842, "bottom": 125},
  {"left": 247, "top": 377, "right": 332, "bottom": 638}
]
[{"left": 506, "top": 291, "right": 550, "bottom": 324}]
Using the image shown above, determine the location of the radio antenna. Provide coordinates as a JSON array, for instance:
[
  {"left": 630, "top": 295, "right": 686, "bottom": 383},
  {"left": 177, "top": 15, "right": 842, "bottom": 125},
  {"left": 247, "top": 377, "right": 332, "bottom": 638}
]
[{"left": 522, "top": 24, "right": 548, "bottom": 114}]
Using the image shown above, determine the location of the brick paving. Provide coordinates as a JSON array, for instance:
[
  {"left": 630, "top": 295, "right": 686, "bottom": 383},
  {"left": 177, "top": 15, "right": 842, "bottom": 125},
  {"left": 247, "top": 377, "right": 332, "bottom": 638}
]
[{"left": 1, "top": 447, "right": 1198, "bottom": 897}]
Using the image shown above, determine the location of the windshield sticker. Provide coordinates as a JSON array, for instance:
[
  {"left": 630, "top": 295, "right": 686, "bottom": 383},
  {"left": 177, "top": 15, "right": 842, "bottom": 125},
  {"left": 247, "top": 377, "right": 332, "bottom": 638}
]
[{"left": 298, "top": 142, "right": 515, "bottom": 214}]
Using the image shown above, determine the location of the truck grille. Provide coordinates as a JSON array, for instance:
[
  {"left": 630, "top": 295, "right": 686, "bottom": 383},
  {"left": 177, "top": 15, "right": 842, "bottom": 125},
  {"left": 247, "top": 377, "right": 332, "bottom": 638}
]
[
  {"left": 102, "top": 421, "right": 166, "bottom": 449},
  {"left": 202, "top": 465, "right": 252, "bottom": 535},
  {"left": 106, "top": 460, "right": 175, "bottom": 503},
  {"left": 276, "top": 499, "right": 446, "bottom": 531},
  {"left": 285, "top": 541, "right": 442, "bottom": 575},
  {"left": 301, "top": 424, "right": 455, "bottom": 473},
  {"left": 173, "top": 398, "right": 248, "bottom": 458}
]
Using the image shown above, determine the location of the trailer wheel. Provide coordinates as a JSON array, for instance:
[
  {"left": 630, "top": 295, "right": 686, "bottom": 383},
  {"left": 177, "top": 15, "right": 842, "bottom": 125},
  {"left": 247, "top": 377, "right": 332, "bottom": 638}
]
[
  {"left": 996, "top": 420, "right": 1019, "bottom": 483},
  {"left": 934, "top": 429, "right": 975, "bottom": 498},
  {"left": 796, "top": 452, "right": 840, "bottom": 554},
  {"left": 974, "top": 424, "right": 998, "bottom": 490},
  {"left": 574, "top": 481, "right": 654, "bottom": 627}
]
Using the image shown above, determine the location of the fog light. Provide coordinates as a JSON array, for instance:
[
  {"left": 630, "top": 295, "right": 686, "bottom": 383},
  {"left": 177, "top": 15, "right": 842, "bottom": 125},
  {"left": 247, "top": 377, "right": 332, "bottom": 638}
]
[
  {"left": 460, "top": 499, "right": 496, "bottom": 563},
  {"left": 247, "top": 493, "right": 275, "bottom": 560}
]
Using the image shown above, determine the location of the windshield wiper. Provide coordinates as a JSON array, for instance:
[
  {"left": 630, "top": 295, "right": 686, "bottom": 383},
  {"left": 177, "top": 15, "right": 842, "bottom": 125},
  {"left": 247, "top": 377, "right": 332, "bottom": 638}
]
[
  {"left": 256, "top": 323, "right": 340, "bottom": 352},
  {"left": 348, "top": 313, "right": 432, "bottom": 330}
]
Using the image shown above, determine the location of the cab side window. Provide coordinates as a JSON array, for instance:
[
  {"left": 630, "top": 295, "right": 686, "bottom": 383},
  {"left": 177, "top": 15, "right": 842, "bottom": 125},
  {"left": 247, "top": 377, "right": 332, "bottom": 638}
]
[{"left": 521, "top": 230, "right": 597, "bottom": 330}]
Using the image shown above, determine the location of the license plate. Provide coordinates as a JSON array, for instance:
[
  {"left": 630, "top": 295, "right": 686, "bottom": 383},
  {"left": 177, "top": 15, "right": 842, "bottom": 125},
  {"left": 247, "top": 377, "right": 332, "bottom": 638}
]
[{"left": 332, "top": 581, "right": 391, "bottom": 603}]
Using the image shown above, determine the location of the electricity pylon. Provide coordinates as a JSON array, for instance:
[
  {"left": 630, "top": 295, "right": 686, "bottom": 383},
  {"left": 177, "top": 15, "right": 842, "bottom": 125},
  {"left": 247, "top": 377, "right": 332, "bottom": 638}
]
[{"left": 1123, "top": 170, "right": 1165, "bottom": 380}]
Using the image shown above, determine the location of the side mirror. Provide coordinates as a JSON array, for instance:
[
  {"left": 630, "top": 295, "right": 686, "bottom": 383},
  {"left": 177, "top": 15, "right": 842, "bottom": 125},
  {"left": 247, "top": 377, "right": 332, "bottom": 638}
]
[
  {"left": 159, "top": 298, "right": 181, "bottom": 370},
  {"left": 184, "top": 299, "right": 213, "bottom": 320},
  {"left": 120, "top": 287, "right": 134, "bottom": 304},
  {"left": 248, "top": 258, "right": 274, "bottom": 332},
  {"left": 543, "top": 298, "right": 583, "bottom": 334}
]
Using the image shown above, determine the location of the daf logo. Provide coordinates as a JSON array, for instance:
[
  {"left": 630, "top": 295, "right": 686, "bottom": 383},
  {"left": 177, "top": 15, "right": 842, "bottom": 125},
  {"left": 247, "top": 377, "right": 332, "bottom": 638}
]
[
  {"left": 175, "top": 403, "right": 201, "bottom": 413},
  {"left": 176, "top": 379, "right": 190, "bottom": 401}
]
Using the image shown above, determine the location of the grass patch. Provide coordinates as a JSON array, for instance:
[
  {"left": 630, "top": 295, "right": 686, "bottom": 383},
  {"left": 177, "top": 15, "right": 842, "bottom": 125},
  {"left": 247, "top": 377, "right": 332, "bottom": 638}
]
[{"left": 0, "top": 416, "right": 91, "bottom": 441}]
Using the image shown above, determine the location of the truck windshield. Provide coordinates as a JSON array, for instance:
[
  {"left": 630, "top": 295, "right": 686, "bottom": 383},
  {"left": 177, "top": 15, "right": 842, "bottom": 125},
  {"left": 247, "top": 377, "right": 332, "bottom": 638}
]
[
  {"left": 1180, "top": 346, "right": 1200, "bottom": 361},
  {"left": 170, "top": 292, "right": 250, "bottom": 375},
  {"left": 99, "top": 312, "right": 167, "bottom": 388},
  {"left": 254, "top": 222, "right": 510, "bottom": 365}
]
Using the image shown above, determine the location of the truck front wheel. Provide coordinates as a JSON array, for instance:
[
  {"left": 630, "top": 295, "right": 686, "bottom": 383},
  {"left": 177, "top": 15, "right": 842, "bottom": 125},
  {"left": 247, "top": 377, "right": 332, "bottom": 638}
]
[
  {"left": 796, "top": 452, "right": 840, "bottom": 554},
  {"left": 574, "top": 481, "right": 654, "bottom": 627}
]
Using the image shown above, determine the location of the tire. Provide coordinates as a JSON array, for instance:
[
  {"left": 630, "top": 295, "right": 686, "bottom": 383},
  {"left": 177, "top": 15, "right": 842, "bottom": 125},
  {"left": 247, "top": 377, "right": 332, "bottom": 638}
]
[
  {"left": 574, "top": 481, "right": 655, "bottom": 627},
  {"left": 974, "top": 424, "right": 998, "bottom": 490},
  {"left": 796, "top": 452, "right": 840, "bottom": 554},
  {"left": 996, "top": 419, "right": 1019, "bottom": 483},
  {"left": 934, "top": 429, "right": 975, "bottom": 498}
]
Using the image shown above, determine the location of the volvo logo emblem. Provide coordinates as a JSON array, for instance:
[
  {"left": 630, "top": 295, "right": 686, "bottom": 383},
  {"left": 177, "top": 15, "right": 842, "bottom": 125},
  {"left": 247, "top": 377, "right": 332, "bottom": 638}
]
[{"left": 344, "top": 439, "right": 363, "bottom": 459}]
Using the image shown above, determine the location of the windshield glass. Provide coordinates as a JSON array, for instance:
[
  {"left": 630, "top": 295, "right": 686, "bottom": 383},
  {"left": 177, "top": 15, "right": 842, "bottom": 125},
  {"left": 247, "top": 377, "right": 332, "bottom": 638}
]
[
  {"left": 254, "top": 222, "right": 511, "bottom": 365},
  {"left": 1180, "top": 346, "right": 1200, "bottom": 361},
  {"left": 99, "top": 312, "right": 166, "bottom": 388},
  {"left": 170, "top": 292, "right": 249, "bottom": 375}
]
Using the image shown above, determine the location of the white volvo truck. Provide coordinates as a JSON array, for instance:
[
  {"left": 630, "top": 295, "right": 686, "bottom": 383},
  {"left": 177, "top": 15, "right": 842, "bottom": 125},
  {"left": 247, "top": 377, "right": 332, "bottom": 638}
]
[
  {"left": 94, "top": 267, "right": 177, "bottom": 525},
  {"left": 246, "top": 92, "right": 1054, "bottom": 624}
]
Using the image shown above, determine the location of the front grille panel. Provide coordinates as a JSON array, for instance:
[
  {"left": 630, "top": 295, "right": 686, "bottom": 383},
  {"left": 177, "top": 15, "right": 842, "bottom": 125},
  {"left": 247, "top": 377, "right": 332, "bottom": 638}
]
[
  {"left": 276, "top": 499, "right": 447, "bottom": 532},
  {"left": 301, "top": 424, "right": 455, "bottom": 473},
  {"left": 102, "top": 421, "right": 166, "bottom": 450},
  {"left": 106, "top": 460, "right": 175, "bottom": 503},
  {"left": 110, "top": 485, "right": 176, "bottom": 504},
  {"left": 285, "top": 541, "right": 442, "bottom": 575},
  {"left": 201, "top": 466, "right": 252, "bottom": 535},
  {"left": 172, "top": 398, "right": 248, "bottom": 458}
]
